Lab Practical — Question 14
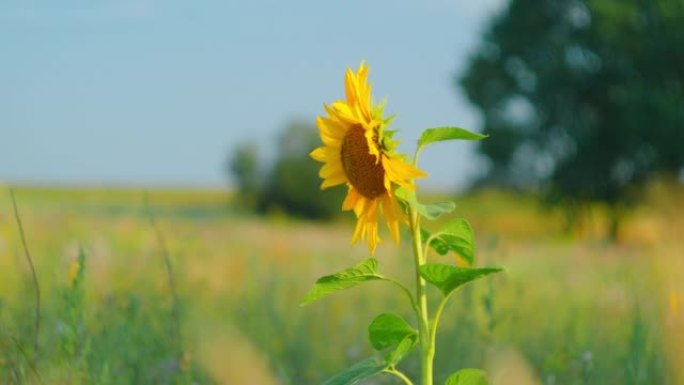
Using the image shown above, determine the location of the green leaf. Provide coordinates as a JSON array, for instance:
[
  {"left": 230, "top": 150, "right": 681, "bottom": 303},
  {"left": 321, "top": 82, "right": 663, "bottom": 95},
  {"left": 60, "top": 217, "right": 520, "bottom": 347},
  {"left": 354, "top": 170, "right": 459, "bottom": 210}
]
[
  {"left": 322, "top": 358, "right": 387, "bottom": 385},
  {"left": 368, "top": 313, "right": 419, "bottom": 366},
  {"left": 444, "top": 369, "right": 489, "bottom": 385},
  {"left": 385, "top": 334, "right": 418, "bottom": 365},
  {"left": 395, "top": 188, "right": 455, "bottom": 220},
  {"left": 421, "top": 201, "right": 457, "bottom": 220},
  {"left": 418, "top": 127, "right": 487, "bottom": 151},
  {"left": 420, "top": 264, "right": 503, "bottom": 297},
  {"left": 368, "top": 313, "right": 417, "bottom": 350},
  {"left": 300, "top": 258, "right": 382, "bottom": 306},
  {"left": 424, "top": 219, "right": 476, "bottom": 265}
]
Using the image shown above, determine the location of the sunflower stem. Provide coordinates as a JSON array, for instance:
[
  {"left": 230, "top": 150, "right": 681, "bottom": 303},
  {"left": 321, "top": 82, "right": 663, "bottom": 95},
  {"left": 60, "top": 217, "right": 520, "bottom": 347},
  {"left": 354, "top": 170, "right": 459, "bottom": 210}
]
[{"left": 409, "top": 205, "right": 433, "bottom": 385}]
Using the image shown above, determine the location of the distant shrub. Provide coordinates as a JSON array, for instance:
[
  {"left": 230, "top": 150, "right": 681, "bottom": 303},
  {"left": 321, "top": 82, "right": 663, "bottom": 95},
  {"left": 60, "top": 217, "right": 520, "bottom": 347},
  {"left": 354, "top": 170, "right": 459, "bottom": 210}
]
[
  {"left": 229, "top": 121, "right": 345, "bottom": 220},
  {"left": 228, "top": 141, "right": 260, "bottom": 208}
]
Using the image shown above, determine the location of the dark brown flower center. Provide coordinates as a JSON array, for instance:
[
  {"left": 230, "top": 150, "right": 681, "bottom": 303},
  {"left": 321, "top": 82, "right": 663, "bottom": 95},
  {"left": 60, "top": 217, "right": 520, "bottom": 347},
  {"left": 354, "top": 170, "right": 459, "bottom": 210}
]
[{"left": 340, "top": 124, "right": 386, "bottom": 199}]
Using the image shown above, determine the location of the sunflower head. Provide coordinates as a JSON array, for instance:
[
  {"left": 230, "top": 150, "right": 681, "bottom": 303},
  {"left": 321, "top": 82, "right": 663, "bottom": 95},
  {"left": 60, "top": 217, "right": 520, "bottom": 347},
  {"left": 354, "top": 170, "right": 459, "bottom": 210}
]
[{"left": 310, "top": 62, "right": 427, "bottom": 254}]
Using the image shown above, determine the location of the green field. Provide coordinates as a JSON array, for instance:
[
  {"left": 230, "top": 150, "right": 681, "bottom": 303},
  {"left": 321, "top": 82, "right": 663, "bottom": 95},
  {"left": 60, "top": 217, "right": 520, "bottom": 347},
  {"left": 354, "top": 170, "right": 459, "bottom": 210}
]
[{"left": 1, "top": 184, "right": 682, "bottom": 384}]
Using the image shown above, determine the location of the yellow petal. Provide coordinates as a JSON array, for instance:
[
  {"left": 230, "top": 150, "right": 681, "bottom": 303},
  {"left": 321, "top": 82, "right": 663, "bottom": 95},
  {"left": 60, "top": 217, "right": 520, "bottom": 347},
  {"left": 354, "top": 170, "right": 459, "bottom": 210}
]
[
  {"left": 356, "top": 62, "right": 372, "bottom": 120},
  {"left": 353, "top": 193, "right": 367, "bottom": 216},
  {"left": 345, "top": 68, "right": 358, "bottom": 106},
  {"left": 342, "top": 186, "right": 360, "bottom": 211},
  {"left": 383, "top": 157, "right": 427, "bottom": 189},
  {"left": 351, "top": 204, "right": 368, "bottom": 244},
  {"left": 319, "top": 163, "right": 341, "bottom": 178},
  {"left": 310, "top": 147, "right": 340, "bottom": 163},
  {"left": 310, "top": 147, "right": 326, "bottom": 162},
  {"left": 332, "top": 101, "right": 360, "bottom": 124},
  {"left": 363, "top": 199, "right": 381, "bottom": 253},
  {"left": 316, "top": 115, "right": 346, "bottom": 140},
  {"left": 381, "top": 196, "right": 401, "bottom": 244},
  {"left": 320, "top": 172, "right": 347, "bottom": 189}
]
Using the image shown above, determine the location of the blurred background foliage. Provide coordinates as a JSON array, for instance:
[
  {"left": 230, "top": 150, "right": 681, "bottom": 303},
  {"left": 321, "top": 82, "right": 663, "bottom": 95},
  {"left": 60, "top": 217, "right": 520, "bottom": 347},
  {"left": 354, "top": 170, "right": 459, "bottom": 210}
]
[
  {"left": 460, "top": 0, "right": 684, "bottom": 240},
  {"left": 1, "top": 184, "right": 682, "bottom": 384},
  {"left": 228, "top": 121, "right": 345, "bottom": 220}
]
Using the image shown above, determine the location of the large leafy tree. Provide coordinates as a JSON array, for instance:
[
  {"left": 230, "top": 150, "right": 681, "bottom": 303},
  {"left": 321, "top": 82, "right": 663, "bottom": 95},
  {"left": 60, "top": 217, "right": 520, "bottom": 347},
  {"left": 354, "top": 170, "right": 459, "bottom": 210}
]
[{"left": 460, "top": 0, "right": 684, "bottom": 238}]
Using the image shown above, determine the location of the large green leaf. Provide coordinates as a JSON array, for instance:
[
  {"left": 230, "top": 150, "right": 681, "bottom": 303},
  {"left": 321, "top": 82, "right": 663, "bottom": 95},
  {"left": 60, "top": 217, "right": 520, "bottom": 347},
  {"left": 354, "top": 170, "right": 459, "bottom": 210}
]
[
  {"left": 419, "top": 264, "right": 503, "bottom": 297},
  {"left": 300, "top": 258, "right": 382, "bottom": 306},
  {"left": 444, "top": 369, "right": 489, "bottom": 385},
  {"left": 418, "top": 127, "right": 487, "bottom": 150},
  {"left": 368, "top": 313, "right": 417, "bottom": 350},
  {"left": 423, "top": 219, "right": 475, "bottom": 265},
  {"left": 395, "top": 188, "right": 455, "bottom": 220},
  {"left": 322, "top": 358, "right": 387, "bottom": 385}
]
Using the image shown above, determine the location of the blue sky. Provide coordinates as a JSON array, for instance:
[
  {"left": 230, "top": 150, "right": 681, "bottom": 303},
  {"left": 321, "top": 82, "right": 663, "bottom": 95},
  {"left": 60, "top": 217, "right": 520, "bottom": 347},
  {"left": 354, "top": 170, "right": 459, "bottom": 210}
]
[{"left": 1, "top": 0, "right": 505, "bottom": 190}]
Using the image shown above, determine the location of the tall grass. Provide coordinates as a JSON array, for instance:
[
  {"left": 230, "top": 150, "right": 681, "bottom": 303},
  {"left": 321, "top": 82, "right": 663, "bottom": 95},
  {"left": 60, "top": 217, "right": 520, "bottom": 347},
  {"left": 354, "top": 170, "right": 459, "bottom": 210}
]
[
  {"left": 0, "top": 184, "right": 681, "bottom": 384},
  {"left": 0, "top": 188, "right": 212, "bottom": 384}
]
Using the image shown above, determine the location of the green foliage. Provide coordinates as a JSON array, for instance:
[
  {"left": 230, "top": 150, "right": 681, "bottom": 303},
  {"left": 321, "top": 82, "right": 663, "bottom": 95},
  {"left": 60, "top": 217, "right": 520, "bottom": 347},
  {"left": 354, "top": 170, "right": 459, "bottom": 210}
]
[
  {"left": 228, "top": 141, "right": 260, "bottom": 208},
  {"left": 229, "top": 121, "right": 345, "bottom": 219},
  {"left": 417, "top": 127, "right": 487, "bottom": 153},
  {"left": 59, "top": 247, "right": 90, "bottom": 379},
  {"left": 460, "top": 0, "right": 684, "bottom": 237},
  {"left": 396, "top": 187, "right": 456, "bottom": 220},
  {"left": 444, "top": 369, "right": 489, "bottom": 385},
  {"left": 300, "top": 258, "right": 382, "bottom": 306},
  {"left": 0, "top": 246, "right": 210, "bottom": 385},
  {"left": 3, "top": 186, "right": 674, "bottom": 384},
  {"left": 321, "top": 358, "right": 387, "bottom": 385},
  {"left": 422, "top": 218, "right": 476, "bottom": 266},
  {"left": 385, "top": 333, "right": 418, "bottom": 366},
  {"left": 420, "top": 264, "right": 504, "bottom": 297},
  {"left": 368, "top": 313, "right": 417, "bottom": 351},
  {"left": 259, "top": 122, "right": 345, "bottom": 219}
]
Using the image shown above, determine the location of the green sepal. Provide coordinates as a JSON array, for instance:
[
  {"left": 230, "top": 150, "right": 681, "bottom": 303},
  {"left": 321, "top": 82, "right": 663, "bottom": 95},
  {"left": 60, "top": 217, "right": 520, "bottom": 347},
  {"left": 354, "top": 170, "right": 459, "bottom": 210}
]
[
  {"left": 444, "top": 368, "right": 490, "bottom": 385},
  {"left": 373, "top": 98, "right": 388, "bottom": 118},
  {"left": 422, "top": 218, "right": 476, "bottom": 265},
  {"left": 383, "top": 113, "right": 397, "bottom": 127},
  {"left": 300, "top": 258, "right": 382, "bottom": 306},
  {"left": 381, "top": 130, "right": 401, "bottom": 153},
  {"left": 395, "top": 187, "right": 456, "bottom": 220},
  {"left": 419, "top": 264, "right": 503, "bottom": 297},
  {"left": 418, "top": 126, "right": 487, "bottom": 153},
  {"left": 322, "top": 358, "right": 387, "bottom": 385}
]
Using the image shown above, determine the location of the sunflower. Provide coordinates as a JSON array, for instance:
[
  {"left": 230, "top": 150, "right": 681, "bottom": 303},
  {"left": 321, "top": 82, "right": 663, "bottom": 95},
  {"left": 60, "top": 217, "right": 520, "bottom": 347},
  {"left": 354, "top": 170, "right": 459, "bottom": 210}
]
[{"left": 310, "top": 62, "right": 427, "bottom": 254}]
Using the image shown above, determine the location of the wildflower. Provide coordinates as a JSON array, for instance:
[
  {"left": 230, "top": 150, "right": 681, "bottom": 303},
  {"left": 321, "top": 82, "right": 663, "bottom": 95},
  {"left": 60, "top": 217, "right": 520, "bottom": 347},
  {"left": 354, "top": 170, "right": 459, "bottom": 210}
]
[
  {"left": 311, "top": 62, "right": 426, "bottom": 253},
  {"left": 67, "top": 259, "right": 81, "bottom": 288}
]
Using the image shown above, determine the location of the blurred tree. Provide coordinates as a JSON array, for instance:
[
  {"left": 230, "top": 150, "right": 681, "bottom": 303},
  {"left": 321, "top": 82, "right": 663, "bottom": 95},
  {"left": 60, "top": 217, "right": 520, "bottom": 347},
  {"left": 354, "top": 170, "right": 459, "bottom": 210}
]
[
  {"left": 227, "top": 121, "right": 345, "bottom": 219},
  {"left": 460, "top": 0, "right": 684, "bottom": 239},
  {"left": 228, "top": 141, "right": 261, "bottom": 208},
  {"left": 258, "top": 121, "right": 346, "bottom": 219}
]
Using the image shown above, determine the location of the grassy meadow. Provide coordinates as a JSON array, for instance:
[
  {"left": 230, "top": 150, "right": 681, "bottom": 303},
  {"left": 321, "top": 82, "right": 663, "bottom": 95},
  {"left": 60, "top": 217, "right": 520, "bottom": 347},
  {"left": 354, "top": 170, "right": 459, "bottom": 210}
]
[{"left": 0, "top": 183, "right": 682, "bottom": 384}]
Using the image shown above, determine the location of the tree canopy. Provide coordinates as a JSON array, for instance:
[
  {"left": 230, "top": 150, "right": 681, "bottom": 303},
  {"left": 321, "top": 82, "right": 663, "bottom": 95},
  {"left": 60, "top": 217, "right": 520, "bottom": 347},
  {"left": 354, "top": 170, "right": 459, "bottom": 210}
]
[{"left": 460, "top": 0, "right": 684, "bottom": 233}]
